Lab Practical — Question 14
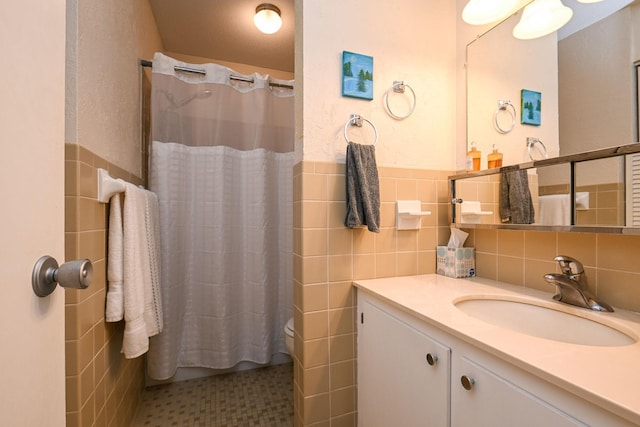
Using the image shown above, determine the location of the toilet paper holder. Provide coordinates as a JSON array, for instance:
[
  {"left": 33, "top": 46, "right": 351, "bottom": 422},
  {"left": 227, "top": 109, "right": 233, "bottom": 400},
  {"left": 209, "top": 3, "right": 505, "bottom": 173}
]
[{"left": 32, "top": 255, "right": 93, "bottom": 297}]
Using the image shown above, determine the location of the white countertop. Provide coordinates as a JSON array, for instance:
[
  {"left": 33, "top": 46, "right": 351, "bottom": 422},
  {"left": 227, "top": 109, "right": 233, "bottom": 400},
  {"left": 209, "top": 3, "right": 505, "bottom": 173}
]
[{"left": 353, "top": 274, "right": 640, "bottom": 425}]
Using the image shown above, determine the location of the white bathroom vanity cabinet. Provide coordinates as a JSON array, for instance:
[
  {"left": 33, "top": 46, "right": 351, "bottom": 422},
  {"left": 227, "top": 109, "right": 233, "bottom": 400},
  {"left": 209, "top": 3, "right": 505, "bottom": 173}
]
[
  {"left": 355, "top": 276, "right": 639, "bottom": 427},
  {"left": 357, "top": 298, "right": 450, "bottom": 426}
]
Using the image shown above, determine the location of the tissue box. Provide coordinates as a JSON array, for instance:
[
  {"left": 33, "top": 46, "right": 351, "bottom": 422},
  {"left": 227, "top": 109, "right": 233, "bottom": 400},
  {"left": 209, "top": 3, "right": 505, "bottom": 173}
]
[{"left": 436, "top": 246, "right": 475, "bottom": 278}]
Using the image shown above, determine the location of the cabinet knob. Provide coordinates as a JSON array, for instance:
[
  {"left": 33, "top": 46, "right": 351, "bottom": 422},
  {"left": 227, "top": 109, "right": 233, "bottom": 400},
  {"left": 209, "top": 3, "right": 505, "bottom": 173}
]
[
  {"left": 426, "top": 353, "right": 438, "bottom": 366},
  {"left": 461, "top": 375, "right": 475, "bottom": 390}
]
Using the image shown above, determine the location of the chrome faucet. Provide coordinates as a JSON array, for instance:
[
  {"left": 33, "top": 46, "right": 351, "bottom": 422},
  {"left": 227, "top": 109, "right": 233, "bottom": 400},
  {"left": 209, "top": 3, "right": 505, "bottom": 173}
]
[{"left": 544, "top": 255, "right": 614, "bottom": 312}]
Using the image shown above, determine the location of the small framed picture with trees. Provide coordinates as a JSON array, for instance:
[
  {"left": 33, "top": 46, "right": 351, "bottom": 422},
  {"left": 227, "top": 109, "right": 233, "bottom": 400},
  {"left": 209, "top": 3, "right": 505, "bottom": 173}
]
[
  {"left": 342, "top": 51, "right": 373, "bottom": 100},
  {"left": 521, "top": 89, "right": 541, "bottom": 126}
]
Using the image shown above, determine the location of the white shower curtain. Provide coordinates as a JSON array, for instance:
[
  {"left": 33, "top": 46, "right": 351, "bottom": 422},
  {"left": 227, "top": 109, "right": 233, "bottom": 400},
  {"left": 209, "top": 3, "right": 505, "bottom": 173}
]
[{"left": 147, "top": 53, "right": 294, "bottom": 380}]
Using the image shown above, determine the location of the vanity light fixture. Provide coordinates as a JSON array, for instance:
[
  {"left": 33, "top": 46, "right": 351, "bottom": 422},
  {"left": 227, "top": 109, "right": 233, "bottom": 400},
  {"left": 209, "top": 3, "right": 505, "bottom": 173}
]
[
  {"left": 254, "top": 3, "right": 282, "bottom": 34},
  {"left": 462, "top": 0, "right": 518, "bottom": 25},
  {"left": 513, "top": 0, "right": 573, "bottom": 40}
]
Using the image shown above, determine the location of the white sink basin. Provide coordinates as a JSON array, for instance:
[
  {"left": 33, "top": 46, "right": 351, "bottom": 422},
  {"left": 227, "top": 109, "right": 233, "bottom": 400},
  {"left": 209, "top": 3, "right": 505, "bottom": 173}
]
[{"left": 454, "top": 297, "right": 636, "bottom": 347}]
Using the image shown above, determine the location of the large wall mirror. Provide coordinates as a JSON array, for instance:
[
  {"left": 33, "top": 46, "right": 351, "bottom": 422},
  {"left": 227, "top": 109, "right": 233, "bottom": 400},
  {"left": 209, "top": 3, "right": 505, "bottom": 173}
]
[{"left": 457, "top": 0, "right": 640, "bottom": 230}]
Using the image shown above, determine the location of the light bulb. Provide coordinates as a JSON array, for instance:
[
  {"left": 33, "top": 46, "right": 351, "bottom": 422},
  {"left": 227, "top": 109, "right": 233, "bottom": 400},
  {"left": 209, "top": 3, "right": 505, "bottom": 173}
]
[
  {"left": 254, "top": 4, "right": 282, "bottom": 34},
  {"left": 513, "top": 0, "right": 573, "bottom": 40},
  {"left": 462, "top": 0, "right": 518, "bottom": 25}
]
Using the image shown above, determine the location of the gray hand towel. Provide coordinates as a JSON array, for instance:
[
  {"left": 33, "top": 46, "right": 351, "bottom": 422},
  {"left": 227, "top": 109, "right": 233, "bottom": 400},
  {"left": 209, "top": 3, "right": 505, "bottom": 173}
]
[
  {"left": 344, "top": 141, "right": 380, "bottom": 233},
  {"left": 500, "top": 169, "right": 535, "bottom": 224}
]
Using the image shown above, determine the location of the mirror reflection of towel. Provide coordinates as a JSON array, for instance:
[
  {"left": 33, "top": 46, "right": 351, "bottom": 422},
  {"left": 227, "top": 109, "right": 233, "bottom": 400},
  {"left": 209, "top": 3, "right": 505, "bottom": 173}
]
[
  {"left": 538, "top": 194, "right": 570, "bottom": 225},
  {"left": 500, "top": 170, "right": 535, "bottom": 224},
  {"left": 344, "top": 141, "right": 380, "bottom": 232}
]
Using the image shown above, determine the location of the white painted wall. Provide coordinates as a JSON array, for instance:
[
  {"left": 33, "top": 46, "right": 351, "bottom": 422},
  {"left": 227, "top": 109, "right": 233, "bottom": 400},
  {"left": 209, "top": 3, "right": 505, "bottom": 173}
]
[
  {"left": 457, "top": 0, "right": 640, "bottom": 171},
  {"left": 559, "top": 0, "right": 633, "bottom": 40},
  {"left": 466, "top": 13, "right": 559, "bottom": 167},
  {"left": 66, "top": 0, "right": 163, "bottom": 177},
  {"left": 559, "top": 6, "right": 636, "bottom": 187},
  {"left": 560, "top": 5, "right": 636, "bottom": 156},
  {"left": 297, "top": 0, "right": 457, "bottom": 170},
  {"left": 455, "top": 0, "right": 533, "bottom": 170},
  {"left": 634, "top": 3, "right": 640, "bottom": 62}
]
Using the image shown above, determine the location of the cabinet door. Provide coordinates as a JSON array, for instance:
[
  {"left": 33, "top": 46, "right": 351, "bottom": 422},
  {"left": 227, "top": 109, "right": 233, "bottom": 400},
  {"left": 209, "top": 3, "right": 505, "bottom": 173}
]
[
  {"left": 358, "top": 300, "right": 451, "bottom": 427},
  {"left": 452, "top": 356, "right": 586, "bottom": 427}
]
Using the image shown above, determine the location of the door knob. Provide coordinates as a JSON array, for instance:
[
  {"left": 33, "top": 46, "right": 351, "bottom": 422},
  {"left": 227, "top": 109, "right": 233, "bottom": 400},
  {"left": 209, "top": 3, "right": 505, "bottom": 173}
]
[{"left": 32, "top": 255, "right": 93, "bottom": 297}]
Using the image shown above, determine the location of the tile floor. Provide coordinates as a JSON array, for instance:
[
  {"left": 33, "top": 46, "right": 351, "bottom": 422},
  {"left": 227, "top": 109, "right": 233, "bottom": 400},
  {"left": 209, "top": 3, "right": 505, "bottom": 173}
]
[{"left": 133, "top": 363, "right": 294, "bottom": 426}]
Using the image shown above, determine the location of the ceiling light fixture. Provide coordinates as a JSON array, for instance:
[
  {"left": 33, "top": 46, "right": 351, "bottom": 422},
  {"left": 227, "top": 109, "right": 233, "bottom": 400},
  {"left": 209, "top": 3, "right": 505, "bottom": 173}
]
[
  {"left": 462, "top": 0, "right": 518, "bottom": 25},
  {"left": 254, "top": 3, "right": 282, "bottom": 34},
  {"left": 513, "top": 0, "right": 573, "bottom": 40}
]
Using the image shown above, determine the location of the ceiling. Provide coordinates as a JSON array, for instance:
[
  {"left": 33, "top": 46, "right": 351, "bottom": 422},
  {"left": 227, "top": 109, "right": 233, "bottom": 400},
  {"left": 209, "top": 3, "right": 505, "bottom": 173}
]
[{"left": 149, "top": 0, "right": 294, "bottom": 73}]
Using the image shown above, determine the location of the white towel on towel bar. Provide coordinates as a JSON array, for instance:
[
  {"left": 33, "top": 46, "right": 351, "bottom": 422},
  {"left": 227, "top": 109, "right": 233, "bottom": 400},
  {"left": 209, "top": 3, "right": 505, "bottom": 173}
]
[
  {"left": 106, "top": 183, "right": 163, "bottom": 359},
  {"left": 105, "top": 193, "right": 124, "bottom": 321},
  {"left": 538, "top": 194, "right": 571, "bottom": 225}
]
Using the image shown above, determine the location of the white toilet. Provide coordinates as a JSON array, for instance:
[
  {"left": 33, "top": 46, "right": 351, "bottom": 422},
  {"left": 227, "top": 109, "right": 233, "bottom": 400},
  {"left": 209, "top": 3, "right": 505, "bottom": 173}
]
[{"left": 284, "top": 317, "right": 294, "bottom": 357}]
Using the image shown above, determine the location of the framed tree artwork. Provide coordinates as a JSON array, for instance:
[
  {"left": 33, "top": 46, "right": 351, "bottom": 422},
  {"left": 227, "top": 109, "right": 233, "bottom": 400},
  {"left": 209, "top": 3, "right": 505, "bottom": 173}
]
[
  {"left": 342, "top": 51, "right": 373, "bottom": 100},
  {"left": 521, "top": 89, "right": 541, "bottom": 126}
]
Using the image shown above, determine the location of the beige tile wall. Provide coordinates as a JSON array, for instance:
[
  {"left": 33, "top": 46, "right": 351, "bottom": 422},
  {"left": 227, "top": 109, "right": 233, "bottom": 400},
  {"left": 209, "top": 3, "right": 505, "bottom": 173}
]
[
  {"left": 466, "top": 228, "right": 640, "bottom": 312},
  {"left": 454, "top": 173, "right": 501, "bottom": 224},
  {"left": 454, "top": 172, "right": 539, "bottom": 224},
  {"left": 293, "top": 161, "right": 451, "bottom": 426},
  {"left": 539, "top": 182, "right": 625, "bottom": 226},
  {"left": 294, "top": 161, "right": 640, "bottom": 426},
  {"left": 575, "top": 183, "right": 624, "bottom": 226},
  {"left": 65, "top": 144, "right": 145, "bottom": 427},
  {"left": 64, "top": 146, "right": 640, "bottom": 426},
  {"left": 538, "top": 183, "right": 571, "bottom": 195}
]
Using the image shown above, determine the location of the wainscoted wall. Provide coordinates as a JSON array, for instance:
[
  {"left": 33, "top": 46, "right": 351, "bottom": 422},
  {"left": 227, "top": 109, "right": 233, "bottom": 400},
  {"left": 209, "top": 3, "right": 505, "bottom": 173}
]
[
  {"left": 466, "top": 228, "right": 640, "bottom": 313},
  {"left": 292, "top": 161, "right": 451, "bottom": 426},
  {"left": 574, "top": 183, "right": 624, "bottom": 226},
  {"left": 293, "top": 161, "right": 640, "bottom": 427},
  {"left": 64, "top": 0, "right": 160, "bottom": 420},
  {"left": 539, "top": 182, "right": 625, "bottom": 227},
  {"left": 455, "top": 172, "right": 625, "bottom": 227},
  {"left": 65, "top": 145, "right": 640, "bottom": 427},
  {"left": 65, "top": 144, "right": 145, "bottom": 426},
  {"left": 454, "top": 173, "right": 540, "bottom": 225}
]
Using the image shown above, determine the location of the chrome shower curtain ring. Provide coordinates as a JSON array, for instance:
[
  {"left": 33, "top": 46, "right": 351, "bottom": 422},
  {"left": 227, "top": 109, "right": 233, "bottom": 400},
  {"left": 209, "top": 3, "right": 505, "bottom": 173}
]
[
  {"left": 527, "top": 137, "right": 548, "bottom": 161},
  {"left": 494, "top": 100, "right": 516, "bottom": 134},
  {"left": 344, "top": 114, "right": 379, "bottom": 146},
  {"left": 384, "top": 81, "right": 417, "bottom": 120}
]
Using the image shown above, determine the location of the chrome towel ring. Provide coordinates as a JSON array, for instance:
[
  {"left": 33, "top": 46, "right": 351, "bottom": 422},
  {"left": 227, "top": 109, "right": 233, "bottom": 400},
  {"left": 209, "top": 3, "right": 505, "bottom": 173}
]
[
  {"left": 527, "top": 137, "right": 549, "bottom": 160},
  {"left": 494, "top": 100, "right": 516, "bottom": 134},
  {"left": 384, "top": 81, "right": 416, "bottom": 120},
  {"left": 344, "top": 114, "right": 379, "bottom": 146}
]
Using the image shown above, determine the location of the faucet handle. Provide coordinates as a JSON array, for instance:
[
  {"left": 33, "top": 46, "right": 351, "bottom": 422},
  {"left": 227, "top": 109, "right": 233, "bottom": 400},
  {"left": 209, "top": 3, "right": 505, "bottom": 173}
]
[{"left": 554, "top": 255, "right": 584, "bottom": 276}]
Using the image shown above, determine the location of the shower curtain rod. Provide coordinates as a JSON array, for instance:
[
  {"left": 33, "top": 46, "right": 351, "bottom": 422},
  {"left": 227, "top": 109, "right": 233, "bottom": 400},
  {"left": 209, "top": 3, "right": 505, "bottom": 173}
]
[{"left": 140, "top": 59, "right": 293, "bottom": 90}]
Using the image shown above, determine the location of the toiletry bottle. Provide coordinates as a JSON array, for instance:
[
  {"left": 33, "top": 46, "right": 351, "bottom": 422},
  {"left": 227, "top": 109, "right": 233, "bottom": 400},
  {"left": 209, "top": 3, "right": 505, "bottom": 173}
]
[
  {"left": 466, "top": 142, "right": 481, "bottom": 172},
  {"left": 487, "top": 145, "right": 503, "bottom": 169}
]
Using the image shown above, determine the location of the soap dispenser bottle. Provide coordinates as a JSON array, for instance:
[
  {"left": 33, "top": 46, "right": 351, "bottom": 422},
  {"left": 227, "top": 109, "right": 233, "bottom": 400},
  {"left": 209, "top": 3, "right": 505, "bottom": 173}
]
[
  {"left": 466, "top": 141, "right": 481, "bottom": 172},
  {"left": 487, "top": 145, "right": 503, "bottom": 169}
]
